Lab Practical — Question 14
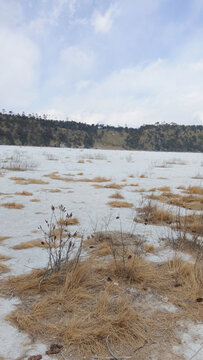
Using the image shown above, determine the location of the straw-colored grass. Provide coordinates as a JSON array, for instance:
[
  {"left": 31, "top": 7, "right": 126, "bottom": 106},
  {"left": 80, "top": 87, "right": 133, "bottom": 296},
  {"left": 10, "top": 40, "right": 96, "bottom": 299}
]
[
  {"left": 48, "top": 189, "right": 61, "bottom": 193},
  {"left": 0, "top": 236, "right": 10, "bottom": 242},
  {"left": 148, "top": 192, "right": 203, "bottom": 211},
  {"left": 44, "top": 172, "right": 74, "bottom": 182},
  {"left": 109, "top": 192, "right": 124, "bottom": 199},
  {"left": 0, "top": 254, "right": 11, "bottom": 261},
  {"left": 79, "top": 177, "right": 110, "bottom": 183},
  {"left": 58, "top": 218, "right": 79, "bottom": 226},
  {"left": 139, "top": 174, "right": 147, "bottom": 178},
  {"left": 133, "top": 188, "right": 146, "bottom": 193},
  {"left": 135, "top": 204, "right": 175, "bottom": 226},
  {"left": 104, "top": 183, "right": 123, "bottom": 189},
  {"left": 2, "top": 249, "right": 203, "bottom": 359},
  {"left": 10, "top": 177, "right": 49, "bottom": 185},
  {"left": 12, "top": 239, "right": 58, "bottom": 250},
  {"left": 107, "top": 201, "right": 133, "bottom": 208},
  {"left": 30, "top": 199, "right": 40, "bottom": 202},
  {"left": 15, "top": 191, "right": 33, "bottom": 196},
  {"left": 184, "top": 186, "right": 203, "bottom": 195},
  {"left": 0, "top": 263, "right": 10, "bottom": 273},
  {"left": 144, "top": 244, "right": 155, "bottom": 253},
  {"left": 158, "top": 186, "right": 170, "bottom": 192},
  {"left": 1, "top": 202, "right": 24, "bottom": 209}
]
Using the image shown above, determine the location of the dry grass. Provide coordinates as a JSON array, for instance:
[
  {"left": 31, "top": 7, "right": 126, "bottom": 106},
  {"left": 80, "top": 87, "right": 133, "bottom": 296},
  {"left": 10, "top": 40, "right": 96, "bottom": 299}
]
[
  {"left": 133, "top": 188, "right": 146, "bottom": 193},
  {"left": 135, "top": 203, "right": 176, "bottom": 226},
  {"left": 158, "top": 186, "right": 171, "bottom": 192},
  {"left": 148, "top": 192, "right": 203, "bottom": 211},
  {"left": 10, "top": 177, "right": 49, "bottom": 185},
  {"left": 12, "top": 239, "right": 58, "bottom": 250},
  {"left": 58, "top": 218, "right": 79, "bottom": 226},
  {"left": 107, "top": 201, "right": 133, "bottom": 208},
  {"left": 79, "top": 177, "right": 110, "bottom": 183},
  {"left": 77, "top": 172, "right": 83, "bottom": 175},
  {"left": 2, "top": 247, "right": 203, "bottom": 359},
  {"left": 0, "top": 236, "right": 10, "bottom": 242},
  {"left": 109, "top": 192, "right": 124, "bottom": 199},
  {"left": 1, "top": 223, "right": 203, "bottom": 359},
  {"left": 30, "top": 199, "right": 40, "bottom": 202},
  {"left": 0, "top": 254, "right": 11, "bottom": 261},
  {"left": 136, "top": 202, "right": 203, "bottom": 237},
  {"left": 104, "top": 183, "right": 123, "bottom": 189},
  {"left": 192, "top": 175, "right": 203, "bottom": 179},
  {"left": 44, "top": 172, "right": 74, "bottom": 182},
  {"left": 183, "top": 186, "right": 203, "bottom": 195},
  {"left": 48, "top": 189, "right": 61, "bottom": 193},
  {"left": 144, "top": 244, "right": 155, "bottom": 253},
  {"left": 139, "top": 174, "right": 148, "bottom": 178},
  {"left": 1, "top": 202, "right": 24, "bottom": 209},
  {"left": 77, "top": 160, "right": 84, "bottom": 164},
  {"left": 15, "top": 191, "right": 33, "bottom": 196},
  {"left": 0, "top": 263, "right": 10, "bottom": 273}
]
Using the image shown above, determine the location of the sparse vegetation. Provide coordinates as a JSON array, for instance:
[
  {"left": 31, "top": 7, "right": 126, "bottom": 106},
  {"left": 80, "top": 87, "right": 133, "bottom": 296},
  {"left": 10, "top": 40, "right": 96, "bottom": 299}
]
[
  {"left": 107, "top": 201, "right": 133, "bottom": 208},
  {"left": 1, "top": 202, "right": 24, "bottom": 209},
  {"left": 109, "top": 192, "right": 124, "bottom": 199}
]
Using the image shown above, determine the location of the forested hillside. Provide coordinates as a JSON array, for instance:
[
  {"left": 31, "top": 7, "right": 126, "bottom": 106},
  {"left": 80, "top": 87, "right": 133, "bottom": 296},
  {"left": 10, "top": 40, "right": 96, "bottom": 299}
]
[{"left": 0, "top": 112, "right": 202, "bottom": 152}]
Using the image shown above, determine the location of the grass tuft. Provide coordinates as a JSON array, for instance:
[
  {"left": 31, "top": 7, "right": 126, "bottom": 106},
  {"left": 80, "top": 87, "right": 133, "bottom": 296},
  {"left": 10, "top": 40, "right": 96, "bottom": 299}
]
[
  {"left": 107, "top": 201, "right": 133, "bottom": 208},
  {"left": 1, "top": 202, "right": 24, "bottom": 209}
]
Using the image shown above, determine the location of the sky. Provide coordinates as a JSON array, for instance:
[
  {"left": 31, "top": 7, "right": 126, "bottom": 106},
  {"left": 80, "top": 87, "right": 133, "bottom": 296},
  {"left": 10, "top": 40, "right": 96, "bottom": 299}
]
[{"left": 0, "top": 0, "right": 203, "bottom": 127}]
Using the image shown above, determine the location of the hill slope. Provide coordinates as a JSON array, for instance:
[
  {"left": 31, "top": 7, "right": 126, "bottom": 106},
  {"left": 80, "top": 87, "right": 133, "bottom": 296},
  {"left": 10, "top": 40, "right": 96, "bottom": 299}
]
[{"left": 0, "top": 113, "right": 202, "bottom": 152}]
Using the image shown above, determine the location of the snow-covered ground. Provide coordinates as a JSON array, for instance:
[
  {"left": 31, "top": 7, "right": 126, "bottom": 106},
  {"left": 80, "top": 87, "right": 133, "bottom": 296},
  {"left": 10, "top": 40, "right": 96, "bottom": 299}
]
[{"left": 0, "top": 145, "right": 203, "bottom": 359}]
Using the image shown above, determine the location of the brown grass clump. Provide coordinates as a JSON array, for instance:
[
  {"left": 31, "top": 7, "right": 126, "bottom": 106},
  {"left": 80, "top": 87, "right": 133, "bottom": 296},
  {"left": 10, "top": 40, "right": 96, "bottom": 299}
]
[
  {"left": 139, "top": 174, "right": 147, "bottom": 178},
  {"left": 192, "top": 175, "right": 203, "bottom": 179},
  {"left": 109, "top": 192, "right": 124, "bottom": 199},
  {"left": 49, "top": 189, "right": 61, "bottom": 193},
  {"left": 77, "top": 160, "right": 84, "bottom": 164},
  {"left": 30, "top": 199, "right": 40, "bottom": 202},
  {"left": 135, "top": 203, "right": 175, "bottom": 226},
  {"left": 144, "top": 244, "right": 155, "bottom": 253},
  {"left": 0, "top": 254, "right": 11, "bottom": 261},
  {"left": 133, "top": 188, "right": 146, "bottom": 193},
  {"left": 148, "top": 192, "right": 203, "bottom": 211},
  {"left": 58, "top": 218, "right": 79, "bottom": 226},
  {"left": 44, "top": 172, "right": 74, "bottom": 182},
  {"left": 107, "top": 201, "right": 133, "bottom": 208},
  {"left": 104, "top": 183, "right": 123, "bottom": 189},
  {"left": 0, "top": 236, "right": 10, "bottom": 242},
  {"left": 2, "top": 229, "right": 203, "bottom": 359},
  {"left": 12, "top": 239, "right": 58, "bottom": 250},
  {"left": 79, "top": 177, "right": 110, "bottom": 183},
  {"left": 77, "top": 172, "right": 83, "bottom": 175},
  {"left": 1, "top": 202, "right": 24, "bottom": 209},
  {"left": 0, "top": 263, "right": 10, "bottom": 273},
  {"left": 158, "top": 186, "right": 170, "bottom": 192},
  {"left": 10, "top": 177, "right": 49, "bottom": 185},
  {"left": 15, "top": 191, "right": 33, "bottom": 196},
  {"left": 3, "top": 260, "right": 147, "bottom": 357},
  {"left": 184, "top": 186, "right": 203, "bottom": 195}
]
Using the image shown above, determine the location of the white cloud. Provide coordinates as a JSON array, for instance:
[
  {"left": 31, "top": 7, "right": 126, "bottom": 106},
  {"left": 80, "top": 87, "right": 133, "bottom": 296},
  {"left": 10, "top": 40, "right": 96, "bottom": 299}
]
[
  {"left": 29, "top": 0, "right": 71, "bottom": 34},
  {"left": 91, "top": 3, "right": 119, "bottom": 33},
  {"left": 45, "top": 46, "right": 95, "bottom": 91},
  {"left": 44, "top": 58, "right": 203, "bottom": 127},
  {"left": 0, "top": 27, "right": 40, "bottom": 110}
]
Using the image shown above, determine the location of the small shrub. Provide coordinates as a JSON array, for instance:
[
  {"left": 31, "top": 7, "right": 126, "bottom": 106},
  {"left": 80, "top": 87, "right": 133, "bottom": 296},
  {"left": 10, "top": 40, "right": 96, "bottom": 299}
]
[{"left": 39, "top": 205, "right": 82, "bottom": 277}]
